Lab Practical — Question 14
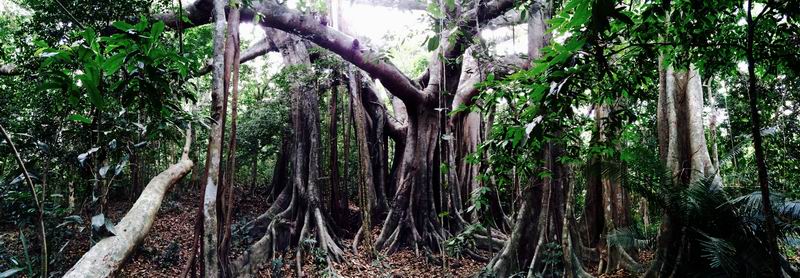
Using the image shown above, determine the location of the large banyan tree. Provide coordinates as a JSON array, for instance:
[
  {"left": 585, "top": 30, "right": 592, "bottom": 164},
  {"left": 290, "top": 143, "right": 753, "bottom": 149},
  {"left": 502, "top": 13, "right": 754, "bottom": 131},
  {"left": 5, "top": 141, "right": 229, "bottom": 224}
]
[
  {"left": 161, "top": 0, "right": 534, "bottom": 274},
  {"left": 17, "top": 0, "right": 799, "bottom": 276}
]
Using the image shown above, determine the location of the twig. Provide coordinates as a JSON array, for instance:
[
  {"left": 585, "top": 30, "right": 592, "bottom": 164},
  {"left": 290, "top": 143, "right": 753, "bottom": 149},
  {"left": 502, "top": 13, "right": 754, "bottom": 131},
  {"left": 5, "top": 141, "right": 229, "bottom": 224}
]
[
  {"left": 53, "top": 0, "right": 85, "bottom": 29},
  {"left": 1, "top": 124, "right": 48, "bottom": 277}
]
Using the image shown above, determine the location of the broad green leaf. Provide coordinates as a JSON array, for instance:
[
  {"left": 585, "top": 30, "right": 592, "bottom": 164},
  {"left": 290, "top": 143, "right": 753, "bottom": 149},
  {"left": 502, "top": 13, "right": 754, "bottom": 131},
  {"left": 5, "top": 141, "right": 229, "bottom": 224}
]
[
  {"left": 82, "top": 28, "right": 96, "bottom": 44},
  {"left": 150, "top": 21, "right": 165, "bottom": 41},
  {"left": 102, "top": 52, "right": 127, "bottom": 75},
  {"left": 112, "top": 21, "right": 135, "bottom": 32},
  {"left": 427, "top": 35, "right": 440, "bottom": 51},
  {"left": 67, "top": 114, "right": 92, "bottom": 124},
  {"left": 427, "top": 2, "right": 443, "bottom": 19},
  {"left": 134, "top": 18, "right": 148, "bottom": 32}
]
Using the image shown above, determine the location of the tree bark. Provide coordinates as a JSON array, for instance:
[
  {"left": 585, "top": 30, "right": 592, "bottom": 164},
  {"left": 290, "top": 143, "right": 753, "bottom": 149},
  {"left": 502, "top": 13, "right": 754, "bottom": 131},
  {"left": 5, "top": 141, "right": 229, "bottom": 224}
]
[
  {"left": 200, "top": 0, "right": 227, "bottom": 275},
  {"left": 648, "top": 63, "right": 722, "bottom": 277},
  {"left": 328, "top": 75, "right": 346, "bottom": 222},
  {"left": 746, "top": 0, "right": 780, "bottom": 274},
  {"left": 485, "top": 2, "right": 558, "bottom": 276},
  {"left": 349, "top": 68, "right": 376, "bottom": 253},
  {"left": 231, "top": 30, "right": 343, "bottom": 277},
  {"left": 220, "top": 4, "right": 242, "bottom": 275}
]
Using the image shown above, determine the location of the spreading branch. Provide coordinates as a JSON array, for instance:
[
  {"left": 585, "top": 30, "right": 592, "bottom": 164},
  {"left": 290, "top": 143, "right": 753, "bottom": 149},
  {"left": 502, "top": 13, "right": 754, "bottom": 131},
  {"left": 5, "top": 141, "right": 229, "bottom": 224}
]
[{"left": 196, "top": 37, "right": 278, "bottom": 76}]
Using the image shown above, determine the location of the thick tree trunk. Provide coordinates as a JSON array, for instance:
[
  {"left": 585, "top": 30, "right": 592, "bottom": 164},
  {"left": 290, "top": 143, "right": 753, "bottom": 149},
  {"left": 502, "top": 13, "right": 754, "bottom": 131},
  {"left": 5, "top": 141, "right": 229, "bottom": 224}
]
[
  {"left": 526, "top": 142, "right": 567, "bottom": 277},
  {"left": 374, "top": 104, "right": 447, "bottom": 253},
  {"left": 486, "top": 1, "right": 565, "bottom": 276},
  {"left": 349, "top": 67, "right": 377, "bottom": 252},
  {"left": 362, "top": 81, "right": 390, "bottom": 214},
  {"left": 64, "top": 131, "right": 193, "bottom": 278},
  {"left": 348, "top": 72, "right": 378, "bottom": 214},
  {"left": 583, "top": 104, "right": 639, "bottom": 274},
  {"left": 647, "top": 64, "right": 722, "bottom": 277},
  {"left": 269, "top": 133, "right": 291, "bottom": 201},
  {"left": 562, "top": 167, "right": 594, "bottom": 278},
  {"left": 486, "top": 178, "right": 542, "bottom": 277},
  {"left": 231, "top": 30, "right": 342, "bottom": 277}
]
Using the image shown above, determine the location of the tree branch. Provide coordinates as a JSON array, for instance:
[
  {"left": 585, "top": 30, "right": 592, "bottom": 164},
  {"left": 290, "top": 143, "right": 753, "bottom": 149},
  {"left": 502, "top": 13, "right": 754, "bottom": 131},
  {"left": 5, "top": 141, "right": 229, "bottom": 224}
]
[
  {"left": 245, "top": 1, "right": 426, "bottom": 104},
  {"left": 349, "top": 0, "right": 427, "bottom": 10},
  {"left": 196, "top": 37, "right": 278, "bottom": 76},
  {"left": 0, "top": 64, "right": 18, "bottom": 76},
  {"left": 153, "top": 0, "right": 215, "bottom": 30}
]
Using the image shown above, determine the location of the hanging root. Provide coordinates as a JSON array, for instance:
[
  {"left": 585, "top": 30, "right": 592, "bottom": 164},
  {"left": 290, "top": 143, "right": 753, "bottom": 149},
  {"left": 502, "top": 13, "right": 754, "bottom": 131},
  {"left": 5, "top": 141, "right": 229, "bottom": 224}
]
[
  {"left": 609, "top": 244, "right": 643, "bottom": 273},
  {"left": 351, "top": 225, "right": 365, "bottom": 252},
  {"left": 232, "top": 209, "right": 344, "bottom": 277}
]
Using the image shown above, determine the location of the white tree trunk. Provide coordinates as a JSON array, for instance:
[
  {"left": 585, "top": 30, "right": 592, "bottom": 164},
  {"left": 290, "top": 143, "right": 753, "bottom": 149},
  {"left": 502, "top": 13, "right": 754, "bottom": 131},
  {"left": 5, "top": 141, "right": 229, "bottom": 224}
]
[{"left": 202, "top": 0, "right": 228, "bottom": 275}]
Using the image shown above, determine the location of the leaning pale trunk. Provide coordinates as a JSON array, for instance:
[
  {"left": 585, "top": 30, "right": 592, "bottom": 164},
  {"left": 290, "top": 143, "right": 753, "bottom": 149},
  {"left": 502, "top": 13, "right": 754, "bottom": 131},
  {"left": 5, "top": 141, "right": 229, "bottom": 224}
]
[
  {"left": 64, "top": 130, "right": 193, "bottom": 278},
  {"left": 202, "top": 0, "right": 228, "bottom": 275}
]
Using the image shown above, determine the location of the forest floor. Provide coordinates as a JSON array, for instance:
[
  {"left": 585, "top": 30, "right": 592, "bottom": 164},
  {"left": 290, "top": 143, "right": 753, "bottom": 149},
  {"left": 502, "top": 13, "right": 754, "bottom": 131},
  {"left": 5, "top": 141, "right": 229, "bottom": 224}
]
[
  {"left": 0, "top": 183, "right": 486, "bottom": 277},
  {"left": 0, "top": 183, "right": 658, "bottom": 277},
  {"left": 115, "top": 185, "right": 490, "bottom": 277}
]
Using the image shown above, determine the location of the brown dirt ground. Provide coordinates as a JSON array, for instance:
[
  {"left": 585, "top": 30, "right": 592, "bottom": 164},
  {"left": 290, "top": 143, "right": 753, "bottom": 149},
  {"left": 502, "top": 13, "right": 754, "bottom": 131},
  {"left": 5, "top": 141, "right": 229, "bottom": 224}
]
[
  {"left": 2, "top": 182, "right": 661, "bottom": 278},
  {"left": 8, "top": 184, "right": 485, "bottom": 277}
]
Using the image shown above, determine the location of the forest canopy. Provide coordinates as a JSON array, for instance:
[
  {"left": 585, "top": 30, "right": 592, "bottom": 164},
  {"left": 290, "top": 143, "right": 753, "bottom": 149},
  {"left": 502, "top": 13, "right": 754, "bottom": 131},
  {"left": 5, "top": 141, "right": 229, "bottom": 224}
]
[{"left": 1, "top": 0, "right": 799, "bottom": 277}]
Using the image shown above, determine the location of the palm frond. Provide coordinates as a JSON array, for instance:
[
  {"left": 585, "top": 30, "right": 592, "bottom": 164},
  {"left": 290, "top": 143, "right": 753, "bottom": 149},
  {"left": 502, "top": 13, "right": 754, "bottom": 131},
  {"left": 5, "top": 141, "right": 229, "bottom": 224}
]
[
  {"left": 607, "top": 226, "right": 655, "bottom": 250},
  {"left": 696, "top": 230, "right": 738, "bottom": 276},
  {"left": 779, "top": 200, "right": 800, "bottom": 220}
]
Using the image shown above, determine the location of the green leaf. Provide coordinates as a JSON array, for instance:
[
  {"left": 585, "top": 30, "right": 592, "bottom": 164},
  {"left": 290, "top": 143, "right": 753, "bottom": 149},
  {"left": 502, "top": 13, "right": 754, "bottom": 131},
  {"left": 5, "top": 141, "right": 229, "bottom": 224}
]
[
  {"left": 150, "top": 21, "right": 165, "bottom": 41},
  {"left": 612, "top": 10, "right": 634, "bottom": 25},
  {"left": 102, "top": 52, "right": 127, "bottom": 75},
  {"left": 112, "top": 21, "right": 135, "bottom": 32},
  {"left": 134, "top": 17, "right": 148, "bottom": 32},
  {"left": 427, "top": 35, "right": 440, "bottom": 51},
  {"left": 83, "top": 27, "right": 97, "bottom": 44},
  {"left": 37, "top": 81, "right": 63, "bottom": 92},
  {"left": 79, "top": 65, "right": 104, "bottom": 108},
  {"left": 445, "top": 0, "right": 455, "bottom": 11},
  {"left": 67, "top": 114, "right": 92, "bottom": 124},
  {"left": 0, "top": 268, "right": 22, "bottom": 278},
  {"left": 426, "top": 2, "right": 443, "bottom": 19},
  {"left": 564, "top": 38, "right": 585, "bottom": 52}
]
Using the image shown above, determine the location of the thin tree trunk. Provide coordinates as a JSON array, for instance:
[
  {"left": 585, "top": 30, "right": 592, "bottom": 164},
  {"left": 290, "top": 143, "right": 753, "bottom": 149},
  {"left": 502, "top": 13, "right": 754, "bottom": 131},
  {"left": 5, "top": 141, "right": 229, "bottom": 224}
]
[
  {"left": 746, "top": 0, "right": 780, "bottom": 274},
  {"left": 329, "top": 75, "right": 345, "bottom": 222},
  {"left": 201, "top": 0, "right": 227, "bottom": 275},
  {"left": 0, "top": 124, "right": 48, "bottom": 277},
  {"left": 349, "top": 68, "right": 375, "bottom": 253},
  {"left": 220, "top": 5, "right": 242, "bottom": 275}
]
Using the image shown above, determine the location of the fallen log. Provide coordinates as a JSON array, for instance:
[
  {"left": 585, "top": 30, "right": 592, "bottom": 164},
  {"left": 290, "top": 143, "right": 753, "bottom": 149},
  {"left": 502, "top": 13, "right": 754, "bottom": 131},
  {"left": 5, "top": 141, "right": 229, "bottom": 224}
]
[{"left": 63, "top": 129, "right": 194, "bottom": 278}]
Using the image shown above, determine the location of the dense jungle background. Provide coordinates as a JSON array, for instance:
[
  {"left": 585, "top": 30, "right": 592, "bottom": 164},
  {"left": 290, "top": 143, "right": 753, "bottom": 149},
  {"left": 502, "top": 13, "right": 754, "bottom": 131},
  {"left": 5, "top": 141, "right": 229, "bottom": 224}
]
[{"left": 1, "top": 0, "right": 800, "bottom": 277}]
